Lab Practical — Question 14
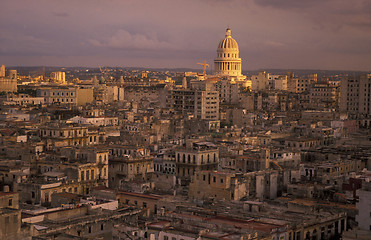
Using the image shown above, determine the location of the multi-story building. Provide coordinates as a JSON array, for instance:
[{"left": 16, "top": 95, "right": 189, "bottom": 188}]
[
  {"left": 175, "top": 140, "right": 219, "bottom": 183},
  {"left": 39, "top": 124, "right": 99, "bottom": 149},
  {"left": 309, "top": 81, "right": 339, "bottom": 108},
  {"left": 37, "top": 86, "right": 93, "bottom": 106},
  {"left": 296, "top": 74, "right": 317, "bottom": 93},
  {"left": 0, "top": 69, "right": 17, "bottom": 92},
  {"left": 1, "top": 93, "right": 45, "bottom": 106},
  {"left": 189, "top": 171, "right": 247, "bottom": 201},
  {"left": 340, "top": 74, "right": 371, "bottom": 120},
  {"left": 0, "top": 190, "right": 21, "bottom": 239},
  {"left": 168, "top": 88, "right": 219, "bottom": 120},
  {"left": 108, "top": 145, "right": 154, "bottom": 189}
]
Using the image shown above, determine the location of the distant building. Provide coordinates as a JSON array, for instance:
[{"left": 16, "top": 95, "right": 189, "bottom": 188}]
[
  {"left": 0, "top": 69, "right": 17, "bottom": 92},
  {"left": 0, "top": 65, "right": 5, "bottom": 77},
  {"left": 50, "top": 71, "right": 66, "bottom": 84}
]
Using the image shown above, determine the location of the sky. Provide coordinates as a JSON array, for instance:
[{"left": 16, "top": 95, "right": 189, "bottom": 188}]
[{"left": 1, "top": 0, "right": 371, "bottom": 71}]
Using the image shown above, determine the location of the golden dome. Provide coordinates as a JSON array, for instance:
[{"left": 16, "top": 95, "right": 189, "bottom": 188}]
[{"left": 217, "top": 28, "right": 239, "bottom": 50}]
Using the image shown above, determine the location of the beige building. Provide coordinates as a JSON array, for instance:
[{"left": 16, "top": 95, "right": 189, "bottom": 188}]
[
  {"left": 0, "top": 191, "right": 21, "bottom": 239},
  {"left": 189, "top": 171, "right": 247, "bottom": 201},
  {"left": 39, "top": 125, "right": 99, "bottom": 149},
  {"left": 108, "top": 145, "right": 154, "bottom": 189},
  {"left": 175, "top": 140, "right": 219, "bottom": 182},
  {"left": 0, "top": 77, "right": 17, "bottom": 92},
  {"left": 37, "top": 86, "right": 93, "bottom": 106}
]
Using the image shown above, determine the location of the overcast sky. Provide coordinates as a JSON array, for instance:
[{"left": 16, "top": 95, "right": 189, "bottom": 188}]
[{"left": 1, "top": 0, "right": 371, "bottom": 71}]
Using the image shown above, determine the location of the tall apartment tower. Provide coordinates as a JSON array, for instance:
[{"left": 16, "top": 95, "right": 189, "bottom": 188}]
[{"left": 340, "top": 74, "right": 371, "bottom": 119}]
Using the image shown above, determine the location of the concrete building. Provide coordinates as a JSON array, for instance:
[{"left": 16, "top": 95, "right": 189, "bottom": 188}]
[
  {"left": 251, "top": 71, "right": 269, "bottom": 91},
  {"left": 108, "top": 144, "right": 154, "bottom": 189},
  {"left": 175, "top": 140, "right": 219, "bottom": 183},
  {"left": 340, "top": 74, "right": 371, "bottom": 121},
  {"left": 189, "top": 171, "right": 247, "bottom": 201},
  {"left": 0, "top": 73, "right": 17, "bottom": 92},
  {"left": 168, "top": 88, "right": 219, "bottom": 120},
  {"left": 37, "top": 86, "right": 94, "bottom": 106},
  {"left": 309, "top": 81, "right": 339, "bottom": 108},
  {"left": 39, "top": 125, "right": 99, "bottom": 149}
]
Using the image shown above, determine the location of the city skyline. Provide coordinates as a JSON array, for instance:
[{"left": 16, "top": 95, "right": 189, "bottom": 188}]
[{"left": 1, "top": 0, "right": 371, "bottom": 71}]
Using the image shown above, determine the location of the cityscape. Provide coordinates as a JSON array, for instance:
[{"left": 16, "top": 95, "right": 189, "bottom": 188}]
[{"left": 1, "top": 1, "right": 371, "bottom": 240}]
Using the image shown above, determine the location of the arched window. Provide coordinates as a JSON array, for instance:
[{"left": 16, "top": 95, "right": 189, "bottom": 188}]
[
  {"left": 183, "top": 154, "right": 185, "bottom": 163},
  {"left": 177, "top": 153, "right": 180, "bottom": 162},
  {"left": 188, "top": 155, "right": 191, "bottom": 163},
  {"left": 193, "top": 155, "right": 196, "bottom": 164},
  {"left": 201, "top": 155, "right": 204, "bottom": 164},
  {"left": 207, "top": 154, "right": 210, "bottom": 163}
]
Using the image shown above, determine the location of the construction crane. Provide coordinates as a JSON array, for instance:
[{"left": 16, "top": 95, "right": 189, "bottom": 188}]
[{"left": 197, "top": 61, "right": 209, "bottom": 76}]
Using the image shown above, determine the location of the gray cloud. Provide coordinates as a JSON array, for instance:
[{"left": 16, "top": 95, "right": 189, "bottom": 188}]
[
  {"left": 0, "top": 0, "right": 370, "bottom": 71},
  {"left": 88, "top": 29, "right": 178, "bottom": 50}
]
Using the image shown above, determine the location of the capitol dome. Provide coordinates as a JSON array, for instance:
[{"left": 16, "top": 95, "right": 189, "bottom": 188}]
[
  {"left": 214, "top": 28, "right": 242, "bottom": 77},
  {"left": 217, "top": 28, "right": 239, "bottom": 50}
]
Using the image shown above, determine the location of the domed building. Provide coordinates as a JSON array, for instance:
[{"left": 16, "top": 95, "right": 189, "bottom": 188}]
[{"left": 214, "top": 28, "right": 243, "bottom": 77}]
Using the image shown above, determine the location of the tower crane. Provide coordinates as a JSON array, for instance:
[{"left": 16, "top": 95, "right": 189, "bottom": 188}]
[{"left": 197, "top": 61, "right": 209, "bottom": 76}]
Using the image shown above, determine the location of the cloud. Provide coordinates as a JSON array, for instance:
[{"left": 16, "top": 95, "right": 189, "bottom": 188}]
[
  {"left": 88, "top": 29, "right": 177, "bottom": 50},
  {"left": 52, "top": 12, "right": 70, "bottom": 17},
  {"left": 253, "top": 0, "right": 323, "bottom": 9},
  {"left": 264, "top": 40, "right": 286, "bottom": 48}
]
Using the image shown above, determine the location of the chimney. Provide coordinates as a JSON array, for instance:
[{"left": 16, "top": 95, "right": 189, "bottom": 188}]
[{"left": 3, "top": 185, "right": 10, "bottom": 193}]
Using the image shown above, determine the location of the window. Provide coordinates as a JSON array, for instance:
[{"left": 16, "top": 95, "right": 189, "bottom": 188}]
[
  {"left": 213, "top": 176, "right": 216, "bottom": 182},
  {"left": 143, "top": 202, "right": 147, "bottom": 208},
  {"left": 164, "top": 236, "right": 169, "bottom": 240},
  {"left": 101, "top": 224, "right": 104, "bottom": 231},
  {"left": 32, "top": 191, "right": 35, "bottom": 198},
  {"left": 8, "top": 198, "right": 12, "bottom": 206},
  {"left": 88, "top": 226, "right": 91, "bottom": 233}
]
